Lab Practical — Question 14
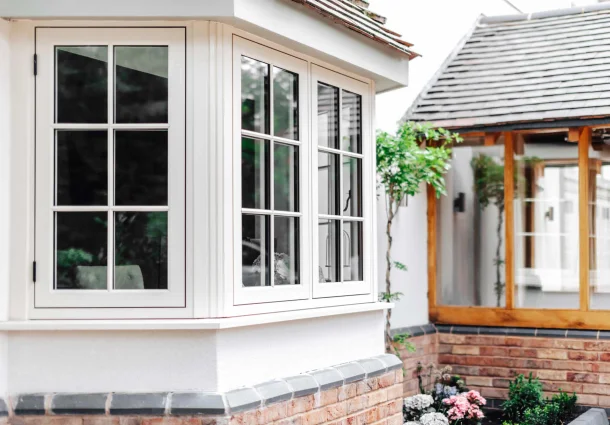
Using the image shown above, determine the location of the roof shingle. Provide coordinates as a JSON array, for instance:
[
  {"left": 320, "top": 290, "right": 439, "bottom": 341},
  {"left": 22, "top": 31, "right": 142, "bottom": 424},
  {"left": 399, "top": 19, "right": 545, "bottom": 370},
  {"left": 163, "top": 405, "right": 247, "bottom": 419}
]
[{"left": 404, "top": 3, "right": 610, "bottom": 130}]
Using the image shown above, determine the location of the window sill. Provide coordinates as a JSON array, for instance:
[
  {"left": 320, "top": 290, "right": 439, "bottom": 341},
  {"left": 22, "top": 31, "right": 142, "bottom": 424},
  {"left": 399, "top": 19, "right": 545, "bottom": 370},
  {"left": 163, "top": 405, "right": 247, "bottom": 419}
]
[{"left": 0, "top": 302, "right": 392, "bottom": 331}]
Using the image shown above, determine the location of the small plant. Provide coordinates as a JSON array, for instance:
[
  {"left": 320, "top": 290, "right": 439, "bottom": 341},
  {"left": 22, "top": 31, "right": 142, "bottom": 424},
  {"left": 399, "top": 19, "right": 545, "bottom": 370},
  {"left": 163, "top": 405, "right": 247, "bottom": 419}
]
[
  {"left": 416, "top": 363, "right": 468, "bottom": 410},
  {"left": 549, "top": 391, "right": 577, "bottom": 420},
  {"left": 443, "top": 390, "right": 486, "bottom": 425},
  {"left": 502, "top": 373, "right": 544, "bottom": 423},
  {"left": 404, "top": 394, "right": 435, "bottom": 422},
  {"left": 420, "top": 412, "right": 450, "bottom": 425}
]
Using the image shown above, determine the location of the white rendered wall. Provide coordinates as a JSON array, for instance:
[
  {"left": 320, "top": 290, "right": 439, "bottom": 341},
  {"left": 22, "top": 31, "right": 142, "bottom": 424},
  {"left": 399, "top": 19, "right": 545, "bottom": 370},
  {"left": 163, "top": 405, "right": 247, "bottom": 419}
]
[
  {"left": 376, "top": 188, "right": 429, "bottom": 329},
  {"left": 0, "top": 18, "right": 11, "bottom": 397}
]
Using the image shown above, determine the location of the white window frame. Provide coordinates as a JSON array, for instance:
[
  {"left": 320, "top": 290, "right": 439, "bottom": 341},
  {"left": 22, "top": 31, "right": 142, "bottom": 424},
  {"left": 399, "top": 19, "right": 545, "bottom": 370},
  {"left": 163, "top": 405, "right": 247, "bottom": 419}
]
[
  {"left": 232, "top": 36, "right": 311, "bottom": 305},
  {"left": 311, "top": 64, "right": 373, "bottom": 298},
  {"left": 34, "top": 27, "right": 187, "bottom": 309}
]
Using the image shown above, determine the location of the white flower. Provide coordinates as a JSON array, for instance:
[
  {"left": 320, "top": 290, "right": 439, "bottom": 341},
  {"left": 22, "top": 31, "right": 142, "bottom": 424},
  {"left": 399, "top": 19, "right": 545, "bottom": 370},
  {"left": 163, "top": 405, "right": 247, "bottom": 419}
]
[
  {"left": 405, "top": 422, "right": 420, "bottom": 425},
  {"left": 404, "top": 394, "right": 434, "bottom": 411},
  {"left": 419, "top": 412, "right": 449, "bottom": 425}
]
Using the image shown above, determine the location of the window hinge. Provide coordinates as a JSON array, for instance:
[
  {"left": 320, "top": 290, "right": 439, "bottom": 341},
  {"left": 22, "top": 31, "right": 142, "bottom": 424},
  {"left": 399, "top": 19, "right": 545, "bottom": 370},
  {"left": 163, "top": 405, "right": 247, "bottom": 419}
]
[
  {"left": 33, "top": 54, "right": 37, "bottom": 76},
  {"left": 32, "top": 261, "right": 36, "bottom": 283}
]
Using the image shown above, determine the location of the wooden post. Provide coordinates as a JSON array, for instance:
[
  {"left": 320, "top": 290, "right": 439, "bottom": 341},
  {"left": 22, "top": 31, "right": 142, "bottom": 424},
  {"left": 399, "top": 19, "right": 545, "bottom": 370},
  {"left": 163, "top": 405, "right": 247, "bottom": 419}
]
[
  {"left": 579, "top": 127, "right": 592, "bottom": 312},
  {"left": 504, "top": 132, "right": 515, "bottom": 309},
  {"left": 427, "top": 184, "right": 437, "bottom": 312},
  {"left": 485, "top": 133, "right": 500, "bottom": 147}
]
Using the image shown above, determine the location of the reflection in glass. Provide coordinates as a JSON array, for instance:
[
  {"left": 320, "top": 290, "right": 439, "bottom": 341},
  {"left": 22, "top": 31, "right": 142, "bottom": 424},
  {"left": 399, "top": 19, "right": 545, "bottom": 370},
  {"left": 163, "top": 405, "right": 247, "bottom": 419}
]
[
  {"left": 56, "top": 46, "right": 108, "bottom": 123},
  {"left": 56, "top": 131, "right": 107, "bottom": 206},
  {"left": 242, "top": 137, "right": 270, "bottom": 210},
  {"left": 437, "top": 146, "right": 506, "bottom": 307},
  {"left": 274, "top": 216, "right": 299, "bottom": 285},
  {"left": 56, "top": 212, "right": 108, "bottom": 289},
  {"left": 343, "top": 221, "right": 363, "bottom": 281},
  {"left": 115, "top": 46, "right": 168, "bottom": 123},
  {"left": 242, "top": 214, "right": 270, "bottom": 287},
  {"left": 115, "top": 131, "right": 168, "bottom": 206},
  {"left": 242, "top": 57, "right": 269, "bottom": 134},
  {"left": 273, "top": 67, "right": 299, "bottom": 140},
  {"left": 514, "top": 137, "right": 579, "bottom": 309},
  {"left": 318, "top": 219, "right": 340, "bottom": 283},
  {"left": 342, "top": 157, "right": 362, "bottom": 217},
  {"left": 317, "top": 83, "right": 339, "bottom": 149},
  {"left": 115, "top": 212, "right": 167, "bottom": 290},
  {"left": 318, "top": 152, "right": 339, "bottom": 215},
  {"left": 274, "top": 143, "right": 298, "bottom": 212},
  {"left": 591, "top": 161, "right": 610, "bottom": 309},
  {"left": 341, "top": 90, "right": 361, "bottom": 153}
]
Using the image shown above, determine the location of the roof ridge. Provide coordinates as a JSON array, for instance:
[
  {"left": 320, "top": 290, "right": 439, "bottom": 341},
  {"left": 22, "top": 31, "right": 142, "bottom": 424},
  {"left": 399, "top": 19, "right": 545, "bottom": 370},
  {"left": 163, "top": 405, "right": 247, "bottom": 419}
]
[
  {"left": 401, "top": 15, "right": 483, "bottom": 125},
  {"left": 480, "top": 2, "right": 610, "bottom": 25}
]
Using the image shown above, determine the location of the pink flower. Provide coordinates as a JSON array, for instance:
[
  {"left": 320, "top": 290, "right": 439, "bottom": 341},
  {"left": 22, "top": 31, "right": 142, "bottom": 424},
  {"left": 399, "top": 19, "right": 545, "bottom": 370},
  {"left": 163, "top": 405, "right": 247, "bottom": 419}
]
[{"left": 465, "top": 390, "right": 486, "bottom": 406}]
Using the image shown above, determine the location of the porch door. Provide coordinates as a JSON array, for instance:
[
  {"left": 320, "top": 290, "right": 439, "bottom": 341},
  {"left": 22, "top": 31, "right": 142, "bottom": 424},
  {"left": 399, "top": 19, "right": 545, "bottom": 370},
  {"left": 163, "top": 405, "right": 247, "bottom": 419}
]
[{"left": 34, "top": 27, "right": 186, "bottom": 308}]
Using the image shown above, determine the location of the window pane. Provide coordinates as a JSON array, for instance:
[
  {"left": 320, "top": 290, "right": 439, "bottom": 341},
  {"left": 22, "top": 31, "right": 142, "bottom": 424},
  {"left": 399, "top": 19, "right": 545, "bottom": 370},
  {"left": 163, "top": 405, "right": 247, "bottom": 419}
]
[
  {"left": 56, "top": 130, "right": 107, "bottom": 206},
  {"left": 242, "top": 214, "right": 271, "bottom": 287},
  {"left": 242, "top": 137, "right": 270, "bottom": 210},
  {"left": 318, "top": 219, "right": 340, "bottom": 283},
  {"left": 56, "top": 212, "right": 108, "bottom": 290},
  {"left": 318, "top": 152, "right": 339, "bottom": 215},
  {"left": 514, "top": 136, "right": 579, "bottom": 309},
  {"left": 437, "top": 146, "right": 506, "bottom": 307},
  {"left": 115, "top": 131, "right": 168, "bottom": 206},
  {"left": 317, "top": 83, "right": 339, "bottom": 149},
  {"left": 342, "top": 157, "right": 362, "bottom": 217},
  {"left": 241, "top": 57, "right": 269, "bottom": 134},
  {"left": 341, "top": 90, "right": 361, "bottom": 153},
  {"left": 115, "top": 212, "right": 167, "bottom": 290},
  {"left": 274, "top": 143, "right": 298, "bottom": 212},
  {"left": 115, "top": 46, "right": 168, "bottom": 123},
  {"left": 591, "top": 160, "right": 610, "bottom": 309},
  {"left": 273, "top": 67, "right": 298, "bottom": 140},
  {"left": 343, "top": 221, "right": 363, "bottom": 282},
  {"left": 56, "top": 46, "right": 108, "bottom": 123},
  {"left": 274, "top": 216, "right": 299, "bottom": 285}
]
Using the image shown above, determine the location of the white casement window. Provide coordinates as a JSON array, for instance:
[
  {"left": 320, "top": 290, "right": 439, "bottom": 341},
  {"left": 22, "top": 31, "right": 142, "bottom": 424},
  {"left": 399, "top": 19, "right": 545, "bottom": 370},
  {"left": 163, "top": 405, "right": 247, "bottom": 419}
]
[
  {"left": 312, "top": 65, "right": 372, "bottom": 298},
  {"left": 34, "top": 28, "right": 186, "bottom": 308},
  {"left": 232, "top": 37, "right": 310, "bottom": 305}
]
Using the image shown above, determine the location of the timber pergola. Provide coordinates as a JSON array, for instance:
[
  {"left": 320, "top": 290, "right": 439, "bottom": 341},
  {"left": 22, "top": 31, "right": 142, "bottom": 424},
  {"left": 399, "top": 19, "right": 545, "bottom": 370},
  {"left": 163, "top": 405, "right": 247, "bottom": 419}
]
[{"left": 405, "top": 4, "right": 610, "bottom": 330}]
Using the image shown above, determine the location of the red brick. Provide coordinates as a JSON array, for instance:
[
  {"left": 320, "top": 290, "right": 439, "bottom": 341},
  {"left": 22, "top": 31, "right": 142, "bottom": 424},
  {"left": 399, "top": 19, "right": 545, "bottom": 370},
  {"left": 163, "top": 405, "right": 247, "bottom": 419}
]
[
  {"left": 439, "top": 334, "right": 466, "bottom": 344},
  {"left": 326, "top": 402, "right": 347, "bottom": 421},
  {"left": 364, "top": 407, "right": 379, "bottom": 423},
  {"left": 508, "top": 348, "right": 537, "bottom": 358},
  {"left": 537, "top": 370, "right": 567, "bottom": 381},
  {"left": 141, "top": 419, "right": 201, "bottom": 425},
  {"left": 9, "top": 419, "right": 85, "bottom": 425},
  {"left": 479, "top": 346, "right": 509, "bottom": 357},
  {"left": 536, "top": 349, "right": 568, "bottom": 360},
  {"left": 387, "top": 413, "right": 403, "bottom": 425},
  {"left": 583, "top": 384, "right": 610, "bottom": 395},
  {"left": 567, "top": 372, "right": 599, "bottom": 383},
  {"left": 452, "top": 346, "right": 479, "bottom": 355},
  {"left": 317, "top": 389, "right": 338, "bottom": 407},
  {"left": 599, "top": 353, "right": 610, "bottom": 362},
  {"left": 465, "top": 376, "right": 493, "bottom": 387},
  {"left": 568, "top": 351, "right": 598, "bottom": 361},
  {"left": 83, "top": 419, "right": 121, "bottom": 425},
  {"left": 378, "top": 373, "right": 395, "bottom": 388},
  {"left": 577, "top": 394, "right": 599, "bottom": 406},
  {"left": 366, "top": 389, "right": 388, "bottom": 407},
  {"left": 584, "top": 341, "right": 610, "bottom": 351},
  {"left": 301, "top": 409, "right": 326, "bottom": 425},
  {"left": 386, "top": 384, "right": 403, "bottom": 400},
  {"left": 346, "top": 395, "right": 366, "bottom": 415},
  {"left": 287, "top": 396, "right": 314, "bottom": 416},
  {"left": 480, "top": 388, "right": 508, "bottom": 399}
]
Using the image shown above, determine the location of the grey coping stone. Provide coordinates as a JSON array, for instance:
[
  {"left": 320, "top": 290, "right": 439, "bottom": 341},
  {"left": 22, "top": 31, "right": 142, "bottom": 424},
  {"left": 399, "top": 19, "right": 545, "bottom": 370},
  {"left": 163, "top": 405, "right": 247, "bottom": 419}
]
[
  {"left": 567, "top": 330, "right": 599, "bottom": 340},
  {"left": 52, "top": 393, "right": 108, "bottom": 415},
  {"left": 0, "top": 398, "right": 7, "bottom": 417},
  {"left": 479, "top": 327, "right": 507, "bottom": 336},
  {"left": 335, "top": 362, "right": 366, "bottom": 384},
  {"left": 110, "top": 393, "right": 167, "bottom": 415},
  {"left": 435, "top": 325, "right": 452, "bottom": 334},
  {"left": 357, "top": 358, "right": 386, "bottom": 378},
  {"left": 568, "top": 408, "right": 609, "bottom": 425},
  {"left": 506, "top": 327, "right": 536, "bottom": 337},
  {"left": 225, "top": 388, "right": 261, "bottom": 413},
  {"left": 284, "top": 375, "right": 318, "bottom": 398},
  {"left": 452, "top": 326, "right": 478, "bottom": 335},
  {"left": 421, "top": 324, "right": 437, "bottom": 334},
  {"left": 253, "top": 380, "right": 292, "bottom": 405},
  {"left": 309, "top": 368, "right": 344, "bottom": 391},
  {"left": 537, "top": 328, "right": 567, "bottom": 338},
  {"left": 14, "top": 394, "right": 46, "bottom": 416},
  {"left": 375, "top": 354, "right": 403, "bottom": 371},
  {"left": 171, "top": 393, "right": 226, "bottom": 415},
  {"left": 599, "top": 331, "right": 610, "bottom": 340}
]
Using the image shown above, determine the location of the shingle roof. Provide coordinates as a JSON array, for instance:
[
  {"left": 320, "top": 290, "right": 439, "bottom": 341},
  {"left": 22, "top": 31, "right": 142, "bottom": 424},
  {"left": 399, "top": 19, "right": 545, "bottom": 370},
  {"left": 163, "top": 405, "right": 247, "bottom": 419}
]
[
  {"left": 287, "top": 0, "right": 418, "bottom": 59},
  {"left": 404, "top": 3, "right": 610, "bottom": 130}
]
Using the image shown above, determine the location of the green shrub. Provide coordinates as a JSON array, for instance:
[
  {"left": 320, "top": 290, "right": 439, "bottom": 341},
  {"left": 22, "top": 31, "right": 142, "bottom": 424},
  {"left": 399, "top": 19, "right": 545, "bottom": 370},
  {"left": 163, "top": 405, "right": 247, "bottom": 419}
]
[
  {"left": 549, "top": 391, "right": 577, "bottom": 422},
  {"left": 502, "top": 373, "right": 544, "bottom": 423},
  {"left": 510, "top": 389, "right": 577, "bottom": 425}
]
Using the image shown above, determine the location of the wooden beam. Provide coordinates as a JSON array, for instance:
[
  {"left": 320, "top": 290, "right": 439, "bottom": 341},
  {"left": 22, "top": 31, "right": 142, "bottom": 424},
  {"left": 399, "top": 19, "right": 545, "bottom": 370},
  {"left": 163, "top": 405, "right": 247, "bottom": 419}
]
[
  {"left": 579, "top": 127, "right": 592, "bottom": 312},
  {"left": 504, "top": 132, "right": 515, "bottom": 309},
  {"left": 427, "top": 185, "right": 437, "bottom": 313},
  {"left": 484, "top": 132, "right": 500, "bottom": 146},
  {"left": 568, "top": 127, "right": 582, "bottom": 143}
]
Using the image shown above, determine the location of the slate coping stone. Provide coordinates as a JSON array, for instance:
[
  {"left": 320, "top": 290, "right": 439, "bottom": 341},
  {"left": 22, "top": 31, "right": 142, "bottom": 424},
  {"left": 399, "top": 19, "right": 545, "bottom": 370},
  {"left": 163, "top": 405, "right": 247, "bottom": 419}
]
[
  {"left": 309, "top": 368, "right": 343, "bottom": 391},
  {"left": 225, "top": 388, "right": 261, "bottom": 413},
  {"left": 375, "top": 353, "right": 402, "bottom": 371},
  {"left": 110, "top": 393, "right": 167, "bottom": 415},
  {"left": 421, "top": 324, "right": 437, "bottom": 334},
  {"left": 52, "top": 393, "right": 107, "bottom": 415},
  {"left": 567, "top": 330, "right": 599, "bottom": 340},
  {"left": 335, "top": 362, "right": 365, "bottom": 384},
  {"left": 284, "top": 375, "right": 318, "bottom": 398},
  {"left": 14, "top": 394, "right": 46, "bottom": 416},
  {"left": 537, "top": 328, "right": 567, "bottom": 338},
  {"left": 506, "top": 327, "right": 536, "bottom": 337},
  {"left": 253, "top": 381, "right": 292, "bottom": 405},
  {"left": 171, "top": 393, "right": 226, "bottom": 415},
  {"left": 479, "top": 327, "right": 507, "bottom": 336},
  {"left": 357, "top": 358, "right": 386, "bottom": 378}
]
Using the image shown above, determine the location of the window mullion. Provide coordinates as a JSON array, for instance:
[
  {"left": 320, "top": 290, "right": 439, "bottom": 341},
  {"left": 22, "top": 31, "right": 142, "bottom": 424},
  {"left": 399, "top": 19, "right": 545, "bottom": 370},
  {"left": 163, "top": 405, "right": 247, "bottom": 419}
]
[
  {"left": 504, "top": 132, "right": 515, "bottom": 309},
  {"left": 107, "top": 44, "right": 115, "bottom": 293},
  {"left": 269, "top": 63, "right": 275, "bottom": 288},
  {"left": 338, "top": 89, "right": 344, "bottom": 284}
]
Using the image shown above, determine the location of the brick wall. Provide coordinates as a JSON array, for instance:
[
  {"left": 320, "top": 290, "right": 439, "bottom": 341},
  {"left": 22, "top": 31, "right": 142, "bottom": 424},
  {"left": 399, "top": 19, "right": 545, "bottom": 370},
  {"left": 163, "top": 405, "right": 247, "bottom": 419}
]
[
  {"left": 395, "top": 324, "right": 439, "bottom": 397},
  {"left": 0, "top": 371, "right": 403, "bottom": 425},
  {"left": 438, "top": 330, "right": 610, "bottom": 408}
]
